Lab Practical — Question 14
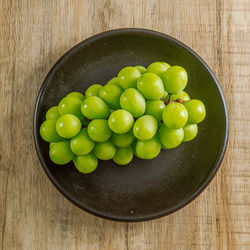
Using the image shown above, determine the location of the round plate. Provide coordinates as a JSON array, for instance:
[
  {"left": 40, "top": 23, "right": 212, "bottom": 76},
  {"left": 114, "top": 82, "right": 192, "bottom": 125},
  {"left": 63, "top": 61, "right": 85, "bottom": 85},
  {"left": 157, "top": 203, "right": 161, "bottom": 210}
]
[{"left": 34, "top": 28, "right": 228, "bottom": 222}]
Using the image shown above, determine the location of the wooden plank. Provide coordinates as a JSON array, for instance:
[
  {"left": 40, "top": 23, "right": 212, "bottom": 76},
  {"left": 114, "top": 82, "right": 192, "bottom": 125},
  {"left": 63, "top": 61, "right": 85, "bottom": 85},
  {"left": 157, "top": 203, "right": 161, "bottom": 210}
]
[{"left": 0, "top": 0, "right": 249, "bottom": 249}]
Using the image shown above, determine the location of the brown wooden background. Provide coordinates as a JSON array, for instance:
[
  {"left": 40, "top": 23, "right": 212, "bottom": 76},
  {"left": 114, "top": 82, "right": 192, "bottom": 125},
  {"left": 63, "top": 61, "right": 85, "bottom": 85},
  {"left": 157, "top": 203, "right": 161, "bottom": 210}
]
[{"left": 0, "top": 0, "right": 249, "bottom": 249}]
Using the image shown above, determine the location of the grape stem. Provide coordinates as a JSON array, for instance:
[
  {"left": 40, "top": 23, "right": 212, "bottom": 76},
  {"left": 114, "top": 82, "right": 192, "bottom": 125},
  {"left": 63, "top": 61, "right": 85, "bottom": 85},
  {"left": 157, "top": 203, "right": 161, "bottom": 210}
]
[{"left": 161, "top": 95, "right": 186, "bottom": 105}]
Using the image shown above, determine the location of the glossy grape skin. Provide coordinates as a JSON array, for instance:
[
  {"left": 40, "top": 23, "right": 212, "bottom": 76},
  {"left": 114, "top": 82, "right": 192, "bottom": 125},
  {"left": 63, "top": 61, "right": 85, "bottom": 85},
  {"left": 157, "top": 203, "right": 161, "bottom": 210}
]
[
  {"left": 146, "top": 62, "right": 170, "bottom": 77},
  {"left": 58, "top": 96, "right": 83, "bottom": 120},
  {"left": 108, "top": 109, "right": 134, "bottom": 134},
  {"left": 183, "top": 99, "right": 206, "bottom": 124},
  {"left": 99, "top": 84, "right": 122, "bottom": 109},
  {"left": 137, "top": 73, "right": 165, "bottom": 100},
  {"left": 113, "top": 146, "right": 133, "bottom": 165},
  {"left": 161, "top": 143, "right": 168, "bottom": 149},
  {"left": 135, "top": 65, "right": 146, "bottom": 74},
  {"left": 133, "top": 115, "right": 158, "bottom": 141},
  {"left": 56, "top": 114, "right": 81, "bottom": 138},
  {"left": 117, "top": 66, "right": 141, "bottom": 89},
  {"left": 159, "top": 124, "right": 184, "bottom": 149},
  {"left": 106, "top": 77, "right": 118, "bottom": 85},
  {"left": 162, "top": 66, "right": 188, "bottom": 94},
  {"left": 183, "top": 124, "right": 198, "bottom": 142},
  {"left": 160, "top": 62, "right": 171, "bottom": 69},
  {"left": 49, "top": 141, "right": 74, "bottom": 165},
  {"left": 93, "top": 140, "right": 116, "bottom": 160},
  {"left": 81, "top": 96, "right": 109, "bottom": 119},
  {"left": 170, "top": 91, "right": 190, "bottom": 101},
  {"left": 135, "top": 135, "right": 161, "bottom": 159},
  {"left": 67, "top": 92, "right": 85, "bottom": 101},
  {"left": 85, "top": 84, "right": 102, "bottom": 97},
  {"left": 111, "top": 130, "right": 135, "bottom": 147},
  {"left": 145, "top": 100, "right": 165, "bottom": 122},
  {"left": 73, "top": 153, "right": 98, "bottom": 174},
  {"left": 162, "top": 102, "right": 188, "bottom": 129},
  {"left": 87, "top": 119, "right": 112, "bottom": 142},
  {"left": 40, "top": 120, "right": 62, "bottom": 142},
  {"left": 70, "top": 128, "right": 95, "bottom": 155},
  {"left": 120, "top": 88, "right": 146, "bottom": 118},
  {"left": 46, "top": 106, "right": 60, "bottom": 120}
]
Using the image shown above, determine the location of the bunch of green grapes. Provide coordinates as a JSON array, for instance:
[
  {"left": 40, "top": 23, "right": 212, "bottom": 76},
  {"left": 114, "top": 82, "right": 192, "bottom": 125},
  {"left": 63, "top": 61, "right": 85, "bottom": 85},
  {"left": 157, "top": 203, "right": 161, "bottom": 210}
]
[{"left": 40, "top": 62, "right": 206, "bottom": 174}]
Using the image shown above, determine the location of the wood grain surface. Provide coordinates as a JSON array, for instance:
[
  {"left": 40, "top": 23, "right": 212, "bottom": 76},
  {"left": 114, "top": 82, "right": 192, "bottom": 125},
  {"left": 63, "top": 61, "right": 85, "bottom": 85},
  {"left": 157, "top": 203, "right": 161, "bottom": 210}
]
[{"left": 0, "top": 0, "right": 249, "bottom": 249}]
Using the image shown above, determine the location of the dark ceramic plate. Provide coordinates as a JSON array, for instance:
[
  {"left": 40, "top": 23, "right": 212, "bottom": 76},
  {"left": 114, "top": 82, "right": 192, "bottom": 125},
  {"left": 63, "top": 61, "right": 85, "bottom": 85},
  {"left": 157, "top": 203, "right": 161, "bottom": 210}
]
[{"left": 34, "top": 28, "right": 228, "bottom": 222}]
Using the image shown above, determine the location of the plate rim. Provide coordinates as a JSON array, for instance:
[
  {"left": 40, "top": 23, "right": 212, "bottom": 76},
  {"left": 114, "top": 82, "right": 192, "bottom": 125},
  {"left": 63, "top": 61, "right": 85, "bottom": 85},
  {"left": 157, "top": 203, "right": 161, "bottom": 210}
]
[{"left": 33, "top": 28, "right": 229, "bottom": 222}]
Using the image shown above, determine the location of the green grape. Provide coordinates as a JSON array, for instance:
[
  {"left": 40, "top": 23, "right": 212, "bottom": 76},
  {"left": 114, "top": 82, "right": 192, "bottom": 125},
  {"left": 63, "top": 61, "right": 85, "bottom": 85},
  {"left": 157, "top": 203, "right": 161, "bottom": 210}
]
[
  {"left": 162, "top": 102, "right": 188, "bottom": 129},
  {"left": 147, "top": 62, "right": 170, "bottom": 77},
  {"left": 117, "top": 66, "right": 141, "bottom": 89},
  {"left": 93, "top": 140, "right": 116, "bottom": 160},
  {"left": 81, "top": 96, "right": 109, "bottom": 119},
  {"left": 85, "top": 84, "right": 102, "bottom": 97},
  {"left": 160, "top": 62, "right": 171, "bottom": 69},
  {"left": 120, "top": 88, "right": 146, "bottom": 118},
  {"left": 108, "top": 109, "right": 134, "bottom": 134},
  {"left": 159, "top": 124, "right": 184, "bottom": 149},
  {"left": 99, "top": 84, "right": 122, "bottom": 109},
  {"left": 67, "top": 92, "right": 85, "bottom": 101},
  {"left": 56, "top": 114, "right": 81, "bottom": 138},
  {"left": 135, "top": 65, "right": 146, "bottom": 74},
  {"left": 133, "top": 115, "right": 158, "bottom": 141},
  {"left": 135, "top": 135, "right": 161, "bottom": 159},
  {"left": 170, "top": 91, "right": 190, "bottom": 101},
  {"left": 58, "top": 96, "right": 83, "bottom": 120},
  {"left": 49, "top": 142, "right": 56, "bottom": 149},
  {"left": 106, "top": 77, "right": 118, "bottom": 85},
  {"left": 73, "top": 153, "right": 98, "bottom": 174},
  {"left": 49, "top": 141, "right": 74, "bottom": 165},
  {"left": 40, "top": 120, "right": 62, "bottom": 142},
  {"left": 163, "top": 91, "right": 168, "bottom": 99},
  {"left": 183, "top": 99, "right": 206, "bottom": 124},
  {"left": 137, "top": 73, "right": 164, "bottom": 100},
  {"left": 111, "top": 130, "right": 135, "bottom": 147},
  {"left": 183, "top": 124, "right": 198, "bottom": 142},
  {"left": 87, "top": 119, "right": 112, "bottom": 142},
  {"left": 162, "top": 66, "right": 188, "bottom": 94},
  {"left": 145, "top": 100, "right": 165, "bottom": 122},
  {"left": 46, "top": 106, "right": 60, "bottom": 120},
  {"left": 70, "top": 128, "right": 95, "bottom": 155},
  {"left": 113, "top": 146, "right": 133, "bottom": 165}
]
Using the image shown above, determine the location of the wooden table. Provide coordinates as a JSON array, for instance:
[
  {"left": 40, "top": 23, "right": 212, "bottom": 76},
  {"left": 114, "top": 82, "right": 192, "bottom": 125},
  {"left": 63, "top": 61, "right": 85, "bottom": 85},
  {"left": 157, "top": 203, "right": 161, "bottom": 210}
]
[{"left": 0, "top": 0, "right": 249, "bottom": 249}]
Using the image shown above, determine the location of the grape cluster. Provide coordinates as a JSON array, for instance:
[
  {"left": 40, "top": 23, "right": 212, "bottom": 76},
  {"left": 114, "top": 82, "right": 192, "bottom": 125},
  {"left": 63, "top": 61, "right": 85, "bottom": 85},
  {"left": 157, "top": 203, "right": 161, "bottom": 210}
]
[{"left": 40, "top": 62, "right": 206, "bottom": 174}]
